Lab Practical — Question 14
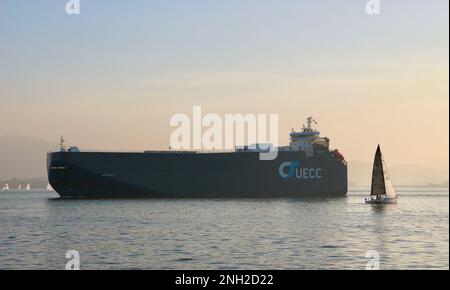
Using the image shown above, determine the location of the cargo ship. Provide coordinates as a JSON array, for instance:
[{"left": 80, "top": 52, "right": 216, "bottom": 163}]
[{"left": 47, "top": 117, "right": 347, "bottom": 198}]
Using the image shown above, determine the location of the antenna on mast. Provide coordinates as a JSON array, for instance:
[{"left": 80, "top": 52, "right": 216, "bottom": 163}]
[
  {"left": 59, "top": 136, "right": 65, "bottom": 152},
  {"left": 305, "top": 116, "right": 317, "bottom": 131}
]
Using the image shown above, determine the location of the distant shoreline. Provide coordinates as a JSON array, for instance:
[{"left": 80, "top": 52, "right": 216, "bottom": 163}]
[
  {"left": 350, "top": 186, "right": 449, "bottom": 191},
  {"left": 2, "top": 176, "right": 449, "bottom": 193}
]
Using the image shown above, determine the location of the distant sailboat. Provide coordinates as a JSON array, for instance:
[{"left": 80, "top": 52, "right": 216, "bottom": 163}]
[
  {"left": 26, "top": 184, "right": 31, "bottom": 191},
  {"left": 2, "top": 184, "right": 9, "bottom": 191},
  {"left": 365, "top": 145, "right": 398, "bottom": 204},
  {"left": 18, "top": 184, "right": 22, "bottom": 191}
]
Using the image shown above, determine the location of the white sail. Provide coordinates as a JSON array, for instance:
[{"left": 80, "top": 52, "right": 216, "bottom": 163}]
[
  {"left": 381, "top": 154, "right": 397, "bottom": 198},
  {"left": 18, "top": 184, "right": 21, "bottom": 190},
  {"left": 26, "top": 184, "right": 31, "bottom": 190},
  {"left": 2, "top": 184, "right": 9, "bottom": 191}
]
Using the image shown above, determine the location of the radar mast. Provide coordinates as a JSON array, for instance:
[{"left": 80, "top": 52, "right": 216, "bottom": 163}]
[{"left": 59, "top": 136, "right": 66, "bottom": 152}]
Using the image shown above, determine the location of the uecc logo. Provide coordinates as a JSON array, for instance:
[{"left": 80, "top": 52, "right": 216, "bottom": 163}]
[
  {"left": 278, "top": 162, "right": 323, "bottom": 180},
  {"left": 279, "top": 161, "right": 299, "bottom": 179}
]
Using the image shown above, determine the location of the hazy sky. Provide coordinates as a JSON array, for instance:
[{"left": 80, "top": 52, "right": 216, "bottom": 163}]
[{"left": 0, "top": 0, "right": 448, "bottom": 170}]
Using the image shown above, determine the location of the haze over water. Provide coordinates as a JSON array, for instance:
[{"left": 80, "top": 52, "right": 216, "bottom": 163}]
[
  {"left": 1, "top": 0, "right": 448, "bottom": 172},
  {"left": 0, "top": 189, "right": 448, "bottom": 270}
]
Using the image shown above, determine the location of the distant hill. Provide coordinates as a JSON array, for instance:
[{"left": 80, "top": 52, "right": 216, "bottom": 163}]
[
  {"left": 425, "top": 180, "right": 449, "bottom": 188},
  {"left": 0, "top": 135, "right": 57, "bottom": 180},
  {"left": 348, "top": 160, "right": 449, "bottom": 187}
]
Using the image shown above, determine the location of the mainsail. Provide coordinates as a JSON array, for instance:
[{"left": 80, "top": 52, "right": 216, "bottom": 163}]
[{"left": 370, "top": 145, "right": 397, "bottom": 198}]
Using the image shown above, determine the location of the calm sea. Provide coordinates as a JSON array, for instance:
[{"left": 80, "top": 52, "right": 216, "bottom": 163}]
[{"left": 0, "top": 189, "right": 448, "bottom": 270}]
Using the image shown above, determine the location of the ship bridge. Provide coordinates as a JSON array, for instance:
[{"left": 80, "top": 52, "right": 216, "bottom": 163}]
[{"left": 289, "top": 117, "right": 329, "bottom": 157}]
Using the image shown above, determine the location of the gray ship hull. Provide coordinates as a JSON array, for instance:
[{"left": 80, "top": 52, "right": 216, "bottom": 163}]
[{"left": 47, "top": 150, "right": 347, "bottom": 198}]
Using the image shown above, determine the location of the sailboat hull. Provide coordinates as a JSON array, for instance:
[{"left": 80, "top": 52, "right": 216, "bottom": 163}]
[{"left": 365, "top": 197, "right": 398, "bottom": 204}]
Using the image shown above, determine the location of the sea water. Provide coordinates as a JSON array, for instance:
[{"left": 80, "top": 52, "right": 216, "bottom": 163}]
[{"left": 0, "top": 188, "right": 448, "bottom": 270}]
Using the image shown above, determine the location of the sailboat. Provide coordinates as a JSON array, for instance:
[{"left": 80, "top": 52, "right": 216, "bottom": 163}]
[
  {"left": 26, "top": 184, "right": 31, "bottom": 191},
  {"left": 18, "top": 184, "right": 22, "bottom": 191},
  {"left": 2, "top": 184, "right": 9, "bottom": 191},
  {"left": 365, "top": 145, "right": 398, "bottom": 204}
]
